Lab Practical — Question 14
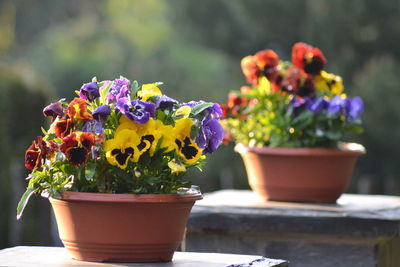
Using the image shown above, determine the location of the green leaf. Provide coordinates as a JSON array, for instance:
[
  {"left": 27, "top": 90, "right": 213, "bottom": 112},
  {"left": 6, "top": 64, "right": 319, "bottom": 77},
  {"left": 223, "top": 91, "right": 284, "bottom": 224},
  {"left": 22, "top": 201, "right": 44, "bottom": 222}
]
[
  {"left": 191, "top": 102, "right": 213, "bottom": 116},
  {"left": 41, "top": 127, "right": 47, "bottom": 135},
  {"left": 85, "top": 162, "right": 96, "bottom": 180},
  {"left": 130, "top": 80, "right": 140, "bottom": 97},
  {"left": 100, "top": 81, "right": 113, "bottom": 104},
  {"left": 16, "top": 188, "right": 37, "bottom": 220}
]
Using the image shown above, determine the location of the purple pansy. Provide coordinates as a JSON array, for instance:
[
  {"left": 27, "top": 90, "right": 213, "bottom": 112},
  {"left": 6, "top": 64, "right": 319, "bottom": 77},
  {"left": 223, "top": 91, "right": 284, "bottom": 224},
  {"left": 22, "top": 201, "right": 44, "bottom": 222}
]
[
  {"left": 196, "top": 118, "right": 224, "bottom": 154},
  {"left": 327, "top": 95, "right": 348, "bottom": 115},
  {"left": 43, "top": 102, "right": 64, "bottom": 121},
  {"left": 181, "top": 101, "right": 222, "bottom": 119},
  {"left": 309, "top": 97, "right": 329, "bottom": 113},
  {"left": 155, "top": 95, "right": 178, "bottom": 109},
  {"left": 289, "top": 96, "right": 312, "bottom": 115},
  {"left": 79, "top": 82, "right": 100, "bottom": 102},
  {"left": 115, "top": 98, "right": 156, "bottom": 124},
  {"left": 92, "top": 105, "right": 111, "bottom": 123},
  {"left": 107, "top": 77, "right": 131, "bottom": 102},
  {"left": 346, "top": 97, "right": 363, "bottom": 121},
  {"left": 82, "top": 119, "right": 104, "bottom": 134}
]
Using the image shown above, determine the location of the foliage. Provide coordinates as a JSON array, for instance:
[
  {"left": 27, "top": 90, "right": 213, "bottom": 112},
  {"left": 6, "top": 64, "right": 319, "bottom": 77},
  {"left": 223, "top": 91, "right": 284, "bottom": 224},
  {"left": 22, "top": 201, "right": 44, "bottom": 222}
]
[
  {"left": 221, "top": 43, "right": 364, "bottom": 148},
  {"left": 17, "top": 77, "right": 224, "bottom": 218}
]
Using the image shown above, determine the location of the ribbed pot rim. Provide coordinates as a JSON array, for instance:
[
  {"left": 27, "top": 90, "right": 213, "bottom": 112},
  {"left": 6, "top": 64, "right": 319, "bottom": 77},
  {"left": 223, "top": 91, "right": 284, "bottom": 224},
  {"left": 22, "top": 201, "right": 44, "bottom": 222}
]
[
  {"left": 234, "top": 142, "right": 366, "bottom": 157},
  {"left": 49, "top": 191, "right": 203, "bottom": 203}
]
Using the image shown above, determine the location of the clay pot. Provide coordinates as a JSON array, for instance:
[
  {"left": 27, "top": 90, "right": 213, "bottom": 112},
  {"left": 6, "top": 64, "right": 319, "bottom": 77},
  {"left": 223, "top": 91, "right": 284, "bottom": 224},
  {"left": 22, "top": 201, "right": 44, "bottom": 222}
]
[
  {"left": 235, "top": 143, "right": 365, "bottom": 203},
  {"left": 49, "top": 191, "right": 202, "bottom": 262}
]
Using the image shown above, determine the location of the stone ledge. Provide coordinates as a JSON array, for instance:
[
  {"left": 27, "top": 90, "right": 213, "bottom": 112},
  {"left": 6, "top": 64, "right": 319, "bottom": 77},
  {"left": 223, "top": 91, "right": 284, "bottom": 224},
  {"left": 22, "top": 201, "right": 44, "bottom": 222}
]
[
  {"left": 189, "top": 190, "right": 400, "bottom": 237},
  {"left": 185, "top": 190, "right": 400, "bottom": 267},
  {"left": 0, "top": 246, "right": 288, "bottom": 267}
]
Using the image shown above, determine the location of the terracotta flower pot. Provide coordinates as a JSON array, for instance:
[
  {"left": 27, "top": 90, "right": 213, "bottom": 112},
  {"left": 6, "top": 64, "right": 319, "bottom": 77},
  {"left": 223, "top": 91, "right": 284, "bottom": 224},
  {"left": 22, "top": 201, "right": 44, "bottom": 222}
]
[
  {"left": 235, "top": 143, "right": 365, "bottom": 203},
  {"left": 49, "top": 191, "right": 202, "bottom": 262}
]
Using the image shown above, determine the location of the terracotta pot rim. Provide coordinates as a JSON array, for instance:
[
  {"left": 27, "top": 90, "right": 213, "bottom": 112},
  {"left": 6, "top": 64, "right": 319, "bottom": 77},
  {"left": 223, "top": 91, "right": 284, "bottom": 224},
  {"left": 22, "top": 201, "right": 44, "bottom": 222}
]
[
  {"left": 234, "top": 142, "right": 366, "bottom": 156},
  {"left": 49, "top": 191, "right": 203, "bottom": 203}
]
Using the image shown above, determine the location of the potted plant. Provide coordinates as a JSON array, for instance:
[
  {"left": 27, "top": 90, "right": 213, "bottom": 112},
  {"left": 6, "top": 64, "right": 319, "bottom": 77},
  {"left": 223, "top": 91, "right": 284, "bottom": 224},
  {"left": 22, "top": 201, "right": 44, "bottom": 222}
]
[
  {"left": 220, "top": 43, "right": 365, "bottom": 203},
  {"left": 17, "top": 76, "right": 224, "bottom": 262}
]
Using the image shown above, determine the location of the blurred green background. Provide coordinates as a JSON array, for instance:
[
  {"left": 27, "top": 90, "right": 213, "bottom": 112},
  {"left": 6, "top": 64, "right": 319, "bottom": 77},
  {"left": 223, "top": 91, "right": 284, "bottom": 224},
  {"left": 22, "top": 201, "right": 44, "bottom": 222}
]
[{"left": 1, "top": 0, "right": 399, "bottom": 248}]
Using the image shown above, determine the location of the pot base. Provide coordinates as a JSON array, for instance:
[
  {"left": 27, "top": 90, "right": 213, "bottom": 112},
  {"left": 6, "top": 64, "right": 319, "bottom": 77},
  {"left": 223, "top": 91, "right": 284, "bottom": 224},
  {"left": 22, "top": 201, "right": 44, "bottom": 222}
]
[
  {"left": 251, "top": 185, "right": 344, "bottom": 203},
  {"left": 64, "top": 241, "right": 176, "bottom": 262}
]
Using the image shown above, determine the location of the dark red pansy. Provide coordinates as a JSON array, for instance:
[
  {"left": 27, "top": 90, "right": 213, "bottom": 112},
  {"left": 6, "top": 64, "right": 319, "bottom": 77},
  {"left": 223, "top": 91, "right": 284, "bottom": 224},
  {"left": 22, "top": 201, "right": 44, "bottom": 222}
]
[
  {"left": 292, "top": 42, "right": 327, "bottom": 75},
  {"left": 55, "top": 119, "right": 74, "bottom": 138},
  {"left": 24, "top": 136, "right": 54, "bottom": 170},
  {"left": 60, "top": 132, "right": 97, "bottom": 166}
]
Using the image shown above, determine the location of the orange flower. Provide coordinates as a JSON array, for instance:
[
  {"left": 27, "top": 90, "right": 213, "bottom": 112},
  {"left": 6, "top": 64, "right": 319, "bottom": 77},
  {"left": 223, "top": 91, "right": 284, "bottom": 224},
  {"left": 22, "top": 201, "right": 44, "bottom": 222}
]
[
  {"left": 241, "top": 55, "right": 260, "bottom": 85},
  {"left": 292, "top": 42, "right": 327, "bottom": 75},
  {"left": 67, "top": 98, "right": 93, "bottom": 122},
  {"left": 255, "top": 49, "right": 279, "bottom": 70}
]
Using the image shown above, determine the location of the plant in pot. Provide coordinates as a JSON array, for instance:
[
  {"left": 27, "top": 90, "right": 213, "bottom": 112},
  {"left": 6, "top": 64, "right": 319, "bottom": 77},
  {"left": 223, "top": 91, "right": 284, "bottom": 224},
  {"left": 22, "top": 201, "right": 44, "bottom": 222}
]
[
  {"left": 17, "top": 76, "right": 224, "bottom": 262},
  {"left": 220, "top": 42, "right": 365, "bottom": 203}
]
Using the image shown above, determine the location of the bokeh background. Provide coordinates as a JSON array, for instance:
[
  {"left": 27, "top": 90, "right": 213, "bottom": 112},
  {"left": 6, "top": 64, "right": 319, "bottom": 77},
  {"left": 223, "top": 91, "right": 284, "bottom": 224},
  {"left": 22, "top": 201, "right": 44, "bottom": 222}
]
[{"left": 1, "top": 0, "right": 399, "bottom": 248}]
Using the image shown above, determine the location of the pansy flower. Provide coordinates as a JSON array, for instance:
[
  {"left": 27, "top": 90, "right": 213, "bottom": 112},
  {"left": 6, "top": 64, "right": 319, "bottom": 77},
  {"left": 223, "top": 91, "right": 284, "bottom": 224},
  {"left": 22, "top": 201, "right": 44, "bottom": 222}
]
[
  {"left": 60, "top": 132, "right": 96, "bottom": 166},
  {"left": 292, "top": 42, "right": 327, "bottom": 75},
  {"left": 54, "top": 118, "right": 74, "bottom": 138},
  {"left": 314, "top": 71, "right": 344, "bottom": 95},
  {"left": 281, "top": 67, "right": 315, "bottom": 97},
  {"left": 118, "top": 116, "right": 174, "bottom": 155},
  {"left": 168, "top": 159, "right": 186, "bottom": 175},
  {"left": 43, "top": 102, "right": 64, "bottom": 122},
  {"left": 67, "top": 98, "right": 93, "bottom": 122},
  {"left": 115, "top": 98, "right": 156, "bottom": 124},
  {"left": 25, "top": 136, "right": 57, "bottom": 170},
  {"left": 181, "top": 101, "right": 223, "bottom": 120},
  {"left": 155, "top": 95, "right": 178, "bottom": 109},
  {"left": 104, "top": 129, "right": 141, "bottom": 169},
  {"left": 79, "top": 81, "right": 100, "bottom": 102},
  {"left": 346, "top": 97, "right": 364, "bottom": 121},
  {"left": 92, "top": 105, "right": 111, "bottom": 123},
  {"left": 241, "top": 55, "right": 260, "bottom": 85},
  {"left": 309, "top": 97, "right": 329, "bottom": 113},
  {"left": 327, "top": 95, "right": 348, "bottom": 116},
  {"left": 82, "top": 119, "right": 104, "bottom": 134},
  {"left": 173, "top": 118, "right": 203, "bottom": 164},
  {"left": 196, "top": 118, "right": 224, "bottom": 154},
  {"left": 137, "top": 83, "right": 162, "bottom": 101},
  {"left": 255, "top": 49, "right": 280, "bottom": 81},
  {"left": 107, "top": 77, "right": 131, "bottom": 102}
]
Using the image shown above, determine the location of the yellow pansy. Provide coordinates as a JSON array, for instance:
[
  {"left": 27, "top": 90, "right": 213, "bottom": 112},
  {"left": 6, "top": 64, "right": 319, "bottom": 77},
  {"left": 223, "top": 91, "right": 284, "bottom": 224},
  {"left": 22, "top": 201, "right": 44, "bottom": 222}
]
[
  {"left": 314, "top": 71, "right": 344, "bottom": 95},
  {"left": 137, "top": 83, "right": 162, "bottom": 101},
  {"left": 168, "top": 159, "right": 186, "bottom": 174},
  {"left": 173, "top": 118, "right": 203, "bottom": 165},
  {"left": 175, "top": 105, "right": 191, "bottom": 118},
  {"left": 117, "top": 117, "right": 174, "bottom": 156},
  {"left": 104, "top": 129, "right": 141, "bottom": 169},
  {"left": 154, "top": 120, "right": 176, "bottom": 153},
  {"left": 117, "top": 116, "right": 156, "bottom": 136}
]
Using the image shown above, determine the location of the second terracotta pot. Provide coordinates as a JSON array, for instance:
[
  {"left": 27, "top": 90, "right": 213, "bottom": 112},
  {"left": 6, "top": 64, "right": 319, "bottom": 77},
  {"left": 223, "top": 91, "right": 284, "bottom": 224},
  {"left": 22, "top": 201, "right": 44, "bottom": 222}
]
[
  {"left": 49, "top": 191, "right": 202, "bottom": 262},
  {"left": 235, "top": 143, "right": 365, "bottom": 203}
]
